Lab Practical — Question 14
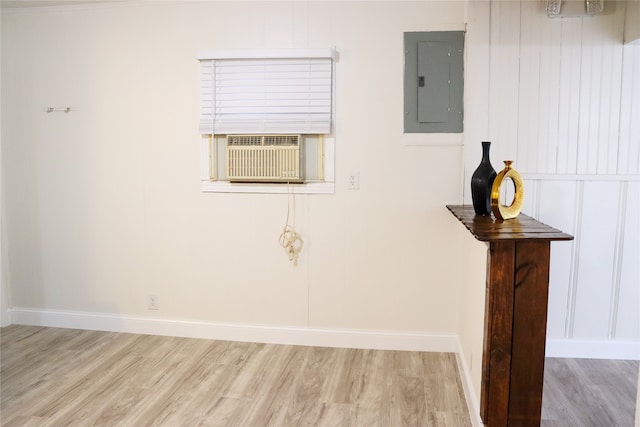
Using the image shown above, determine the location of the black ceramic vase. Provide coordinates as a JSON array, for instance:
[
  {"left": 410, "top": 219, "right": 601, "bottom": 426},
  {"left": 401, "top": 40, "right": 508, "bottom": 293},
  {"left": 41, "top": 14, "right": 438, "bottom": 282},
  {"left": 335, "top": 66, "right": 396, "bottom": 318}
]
[{"left": 471, "top": 141, "right": 497, "bottom": 215}]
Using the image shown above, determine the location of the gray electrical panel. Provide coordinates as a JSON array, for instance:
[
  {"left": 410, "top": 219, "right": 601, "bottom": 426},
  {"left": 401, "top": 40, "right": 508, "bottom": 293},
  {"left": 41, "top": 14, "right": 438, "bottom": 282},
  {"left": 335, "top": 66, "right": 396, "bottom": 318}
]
[{"left": 404, "top": 31, "right": 464, "bottom": 133}]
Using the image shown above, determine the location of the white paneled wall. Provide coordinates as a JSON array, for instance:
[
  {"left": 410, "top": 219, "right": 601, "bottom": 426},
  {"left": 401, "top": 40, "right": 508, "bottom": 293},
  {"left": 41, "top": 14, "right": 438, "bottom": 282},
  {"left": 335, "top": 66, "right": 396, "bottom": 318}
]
[
  {"left": 525, "top": 178, "right": 639, "bottom": 351},
  {"left": 484, "top": 1, "right": 639, "bottom": 359}
]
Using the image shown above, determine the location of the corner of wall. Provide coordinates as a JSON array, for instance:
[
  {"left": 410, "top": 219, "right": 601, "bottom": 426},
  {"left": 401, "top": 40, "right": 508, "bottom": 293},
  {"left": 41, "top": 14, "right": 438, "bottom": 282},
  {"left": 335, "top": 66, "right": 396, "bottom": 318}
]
[
  {"left": 624, "top": 0, "right": 640, "bottom": 44},
  {"left": 636, "top": 367, "right": 640, "bottom": 426},
  {"left": 0, "top": 10, "right": 8, "bottom": 327},
  {"left": 455, "top": 338, "right": 484, "bottom": 427}
]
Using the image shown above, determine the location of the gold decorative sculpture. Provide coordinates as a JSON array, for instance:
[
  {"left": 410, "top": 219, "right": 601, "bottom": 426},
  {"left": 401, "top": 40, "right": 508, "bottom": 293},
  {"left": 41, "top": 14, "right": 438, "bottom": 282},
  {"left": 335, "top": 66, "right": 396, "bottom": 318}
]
[{"left": 490, "top": 160, "right": 524, "bottom": 220}]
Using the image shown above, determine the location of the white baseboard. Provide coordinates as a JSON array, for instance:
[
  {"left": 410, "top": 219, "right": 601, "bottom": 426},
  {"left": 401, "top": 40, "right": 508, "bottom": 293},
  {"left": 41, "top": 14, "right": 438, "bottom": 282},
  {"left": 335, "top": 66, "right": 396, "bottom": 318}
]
[
  {"left": 455, "top": 344, "right": 483, "bottom": 427},
  {"left": 546, "top": 338, "right": 640, "bottom": 360},
  {"left": 9, "top": 307, "right": 459, "bottom": 353}
]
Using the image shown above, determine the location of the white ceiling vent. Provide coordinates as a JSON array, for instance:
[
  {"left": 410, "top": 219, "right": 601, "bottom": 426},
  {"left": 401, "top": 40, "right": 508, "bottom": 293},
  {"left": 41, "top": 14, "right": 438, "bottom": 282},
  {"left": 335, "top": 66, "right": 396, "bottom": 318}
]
[{"left": 546, "top": 0, "right": 604, "bottom": 17}]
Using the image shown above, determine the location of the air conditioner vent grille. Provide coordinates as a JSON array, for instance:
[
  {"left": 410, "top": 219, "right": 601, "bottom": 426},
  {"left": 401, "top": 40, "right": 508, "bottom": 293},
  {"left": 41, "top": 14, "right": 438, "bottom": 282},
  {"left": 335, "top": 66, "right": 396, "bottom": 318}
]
[
  {"left": 227, "top": 135, "right": 263, "bottom": 146},
  {"left": 264, "top": 135, "right": 299, "bottom": 146},
  {"left": 227, "top": 135, "right": 300, "bottom": 146},
  {"left": 226, "top": 135, "right": 302, "bottom": 182}
]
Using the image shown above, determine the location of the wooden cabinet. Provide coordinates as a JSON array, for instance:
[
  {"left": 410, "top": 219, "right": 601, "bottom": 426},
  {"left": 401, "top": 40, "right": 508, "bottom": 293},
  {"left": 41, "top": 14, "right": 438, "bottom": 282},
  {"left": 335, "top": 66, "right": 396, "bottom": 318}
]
[{"left": 447, "top": 205, "right": 573, "bottom": 426}]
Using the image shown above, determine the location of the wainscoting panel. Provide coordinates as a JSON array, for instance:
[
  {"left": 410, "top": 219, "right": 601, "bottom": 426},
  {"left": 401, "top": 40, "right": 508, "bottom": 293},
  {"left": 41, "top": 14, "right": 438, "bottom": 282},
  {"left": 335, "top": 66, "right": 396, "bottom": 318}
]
[
  {"left": 573, "top": 181, "right": 621, "bottom": 339},
  {"left": 615, "top": 180, "right": 640, "bottom": 340},
  {"left": 520, "top": 176, "right": 638, "bottom": 357},
  {"left": 535, "top": 180, "right": 578, "bottom": 339}
]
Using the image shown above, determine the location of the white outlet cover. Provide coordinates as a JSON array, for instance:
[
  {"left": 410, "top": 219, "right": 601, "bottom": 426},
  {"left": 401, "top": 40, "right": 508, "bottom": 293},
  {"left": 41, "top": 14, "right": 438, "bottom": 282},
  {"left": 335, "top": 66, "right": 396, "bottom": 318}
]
[{"left": 348, "top": 172, "right": 360, "bottom": 190}]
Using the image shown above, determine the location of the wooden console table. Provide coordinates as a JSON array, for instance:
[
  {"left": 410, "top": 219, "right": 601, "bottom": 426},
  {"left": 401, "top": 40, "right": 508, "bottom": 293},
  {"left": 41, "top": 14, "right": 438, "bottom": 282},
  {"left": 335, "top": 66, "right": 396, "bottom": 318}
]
[{"left": 447, "top": 205, "right": 573, "bottom": 426}]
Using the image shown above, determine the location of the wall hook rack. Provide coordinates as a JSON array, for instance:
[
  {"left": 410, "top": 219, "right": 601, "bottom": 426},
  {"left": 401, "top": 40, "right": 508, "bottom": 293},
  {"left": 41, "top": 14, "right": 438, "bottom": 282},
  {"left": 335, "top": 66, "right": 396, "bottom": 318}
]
[{"left": 45, "top": 107, "right": 73, "bottom": 113}]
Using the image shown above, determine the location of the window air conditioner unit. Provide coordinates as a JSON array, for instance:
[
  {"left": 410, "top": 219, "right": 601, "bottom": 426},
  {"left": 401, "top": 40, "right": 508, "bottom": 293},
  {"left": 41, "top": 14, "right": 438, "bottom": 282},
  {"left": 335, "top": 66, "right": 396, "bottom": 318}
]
[{"left": 226, "top": 135, "right": 302, "bottom": 183}]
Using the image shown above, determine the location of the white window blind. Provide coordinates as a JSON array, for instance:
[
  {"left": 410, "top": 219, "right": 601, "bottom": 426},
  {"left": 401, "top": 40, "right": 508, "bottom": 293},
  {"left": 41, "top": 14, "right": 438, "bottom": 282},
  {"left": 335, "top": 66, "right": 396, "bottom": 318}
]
[{"left": 198, "top": 49, "right": 335, "bottom": 135}]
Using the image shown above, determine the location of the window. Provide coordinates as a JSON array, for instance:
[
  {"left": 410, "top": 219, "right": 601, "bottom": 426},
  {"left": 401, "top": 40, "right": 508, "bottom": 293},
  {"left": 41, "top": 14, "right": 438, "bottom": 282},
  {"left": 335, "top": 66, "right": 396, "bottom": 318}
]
[{"left": 197, "top": 49, "right": 337, "bottom": 194}]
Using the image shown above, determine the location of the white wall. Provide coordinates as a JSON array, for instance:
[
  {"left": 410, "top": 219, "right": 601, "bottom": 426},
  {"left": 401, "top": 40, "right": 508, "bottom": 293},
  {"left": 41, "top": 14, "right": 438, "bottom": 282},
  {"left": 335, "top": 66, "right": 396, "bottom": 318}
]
[
  {"left": 1, "top": 2, "right": 468, "bottom": 336},
  {"left": 454, "top": 228, "right": 487, "bottom": 426},
  {"left": 637, "top": 368, "right": 640, "bottom": 426},
  {"left": 464, "top": 0, "right": 639, "bottom": 360},
  {"left": 454, "top": 1, "right": 491, "bottom": 418},
  {"left": 0, "top": 4, "right": 7, "bottom": 328}
]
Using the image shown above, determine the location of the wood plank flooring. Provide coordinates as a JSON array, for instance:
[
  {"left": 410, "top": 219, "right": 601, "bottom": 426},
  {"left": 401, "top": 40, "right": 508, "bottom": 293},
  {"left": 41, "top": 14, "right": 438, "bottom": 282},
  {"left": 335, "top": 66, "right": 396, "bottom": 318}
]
[
  {"left": 0, "top": 326, "right": 471, "bottom": 426},
  {"left": 541, "top": 357, "right": 639, "bottom": 427},
  {"left": 3, "top": 326, "right": 638, "bottom": 426}
]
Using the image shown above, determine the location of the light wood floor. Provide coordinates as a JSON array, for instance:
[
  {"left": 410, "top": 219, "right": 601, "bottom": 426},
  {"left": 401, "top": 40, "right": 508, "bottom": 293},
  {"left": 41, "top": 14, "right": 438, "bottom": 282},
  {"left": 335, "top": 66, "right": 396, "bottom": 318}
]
[
  {"left": 3, "top": 326, "right": 638, "bottom": 427},
  {"left": 1, "top": 326, "right": 471, "bottom": 426},
  {"left": 541, "top": 357, "right": 639, "bottom": 427}
]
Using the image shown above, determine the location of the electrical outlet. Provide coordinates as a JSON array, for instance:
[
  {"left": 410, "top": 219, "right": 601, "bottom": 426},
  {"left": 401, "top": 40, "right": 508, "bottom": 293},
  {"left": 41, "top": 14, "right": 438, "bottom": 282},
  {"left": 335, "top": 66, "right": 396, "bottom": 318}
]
[
  {"left": 147, "top": 294, "right": 159, "bottom": 310},
  {"left": 348, "top": 172, "right": 360, "bottom": 190}
]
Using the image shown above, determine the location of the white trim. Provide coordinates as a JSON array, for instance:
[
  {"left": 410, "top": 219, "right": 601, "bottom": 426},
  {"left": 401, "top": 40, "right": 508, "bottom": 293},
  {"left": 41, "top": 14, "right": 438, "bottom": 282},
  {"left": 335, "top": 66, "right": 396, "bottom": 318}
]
[
  {"left": 0, "top": 287, "right": 8, "bottom": 328},
  {"left": 456, "top": 343, "right": 483, "bottom": 427},
  {"left": 9, "top": 307, "right": 458, "bottom": 352},
  {"left": 608, "top": 181, "right": 628, "bottom": 338},
  {"left": 565, "top": 180, "right": 584, "bottom": 337},
  {"left": 522, "top": 173, "right": 640, "bottom": 182},
  {"left": 546, "top": 338, "right": 640, "bottom": 360},
  {"left": 1, "top": 1, "right": 130, "bottom": 13},
  {"left": 197, "top": 48, "right": 337, "bottom": 61},
  {"left": 201, "top": 180, "right": 335, "bottom": 195},
  {"left": 200, "top": 135, "right": 213, "bottom": 181}
]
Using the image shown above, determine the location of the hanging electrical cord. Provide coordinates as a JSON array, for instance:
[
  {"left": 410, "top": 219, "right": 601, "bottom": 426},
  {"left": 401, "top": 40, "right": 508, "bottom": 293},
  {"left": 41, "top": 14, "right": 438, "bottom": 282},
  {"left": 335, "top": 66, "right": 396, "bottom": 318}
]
[{"left": 278, "top": 183, "right": 303, "bottom": 266}]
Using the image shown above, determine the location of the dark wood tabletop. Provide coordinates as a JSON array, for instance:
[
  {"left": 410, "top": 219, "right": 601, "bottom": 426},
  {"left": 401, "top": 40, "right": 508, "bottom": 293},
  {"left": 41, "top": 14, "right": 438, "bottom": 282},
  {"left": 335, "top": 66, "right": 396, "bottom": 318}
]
[{"left": 446, "top": 205, "right": 574, "bottom": 242}]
